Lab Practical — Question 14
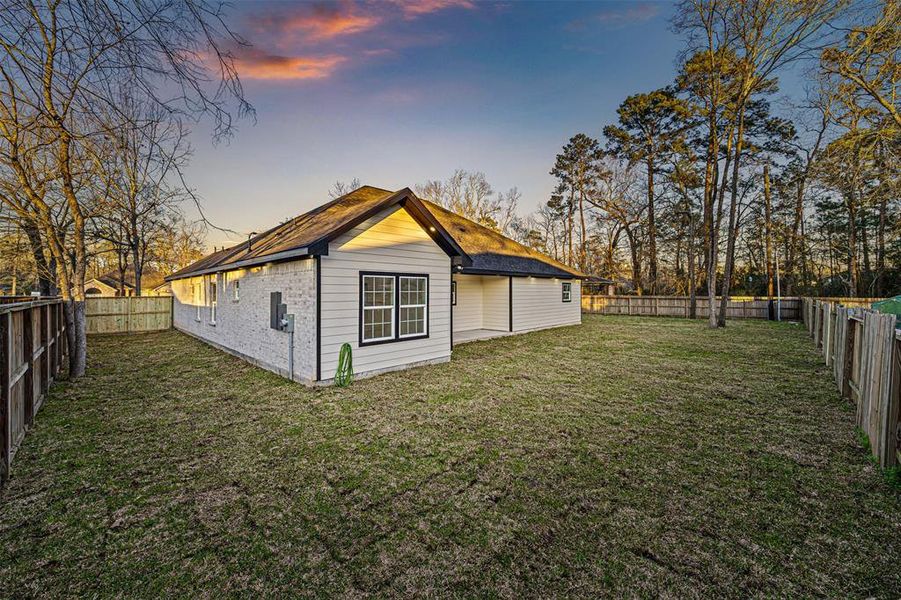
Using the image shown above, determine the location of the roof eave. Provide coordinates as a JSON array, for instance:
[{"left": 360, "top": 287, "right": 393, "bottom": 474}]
[
  {"left": 165, "top": 246, "right": 311, "bottom": 281},
  {"left": 456, "top": 267, "right": 587, "bottom": 279}
]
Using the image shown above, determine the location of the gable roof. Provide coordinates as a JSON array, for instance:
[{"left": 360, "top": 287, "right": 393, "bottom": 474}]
[
  {"left": 87, "top": 275, "right": 135, "bottom": 290},
  {"left": 166, "top": 186, "right": 468, "bottom": 280},
  {"left": 421, "top": 200, "right": 586, "bottom": 279},
  {"left": 166, "top": 185, "right": 586, "bottom": 281}
]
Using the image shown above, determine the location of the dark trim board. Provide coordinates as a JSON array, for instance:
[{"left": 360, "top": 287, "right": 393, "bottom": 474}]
[
  {"left": 508, "top": 276, "right": 513, "bottom": 332},
  {"left": 358, "top": 271, "right": 431, "bottom": 348},
  {"left": 315, "top": 255, "right": 322, "bottom": 382},
  {"left": 458, "top": 268, "right": 584, "bottom": 280},
  {"left": 449, "top": 274, "right": 454, "bottom": 349}
]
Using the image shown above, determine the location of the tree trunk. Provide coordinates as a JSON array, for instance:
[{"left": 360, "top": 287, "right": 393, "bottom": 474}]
[
  {"left": 646, "top": 157, "right": 657, "bottom": 294},
  {"left": 876, "top": 197, "right": 886, "bottom": 296},
  {"left": 23, "top": 221, "right": 55, "bottom": 296},
  {"left": 846, "top": 192, "right": 858, "bottom": 297},
  {"left": 625, "top": 228, "right": 642, "bottom": 295},
  {"left": 717, "top": 111, "right": 746, "bottom": 328},
  {"left": 688, "top": 216, "right": 697, "bottom": 319},
  {"left": 764, "top": 164, "right": 774, "bottom": 297},
  {"left": 578, "top": 191, "right": 587, "bottom": 271}
]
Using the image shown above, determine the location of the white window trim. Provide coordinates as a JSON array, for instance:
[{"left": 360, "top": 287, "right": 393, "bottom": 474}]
[
  {"left": 398, "top": 276, "right": 428, "bottom": 339},
  {"left": 194, "top": 281, "right": 202, "bottom": 321},
  {"left": 562, "top": 281, "right": 572, "bottom": 303},
  {"left": 362, "top": 275, "right": 395, "bottom": 343},
  {"left": 209, "top": 276, "right": 218, "bottom": 324},
  {"left": 233, "top": 276, "right": 240, "bottom": 302}
]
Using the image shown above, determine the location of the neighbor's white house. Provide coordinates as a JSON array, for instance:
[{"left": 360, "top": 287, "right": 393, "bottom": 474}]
[{"left": 166, "top": 186, "right": 585, "bottom": 384}]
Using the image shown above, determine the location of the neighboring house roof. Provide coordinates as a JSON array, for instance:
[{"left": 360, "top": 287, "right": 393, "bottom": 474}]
[
  {"left": 167, "top": 186, "right": 586, "bottom": 281},
  {"left": 88, "top": 275, "right": 135, "bottom": 290},
  {"left": 421, "top": 200, "right": 586, "bottom": 279}
]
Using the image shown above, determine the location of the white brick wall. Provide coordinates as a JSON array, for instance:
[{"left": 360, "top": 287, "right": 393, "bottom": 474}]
[{"left": 171, "top": 259, "right": 317, "bottom": 382}]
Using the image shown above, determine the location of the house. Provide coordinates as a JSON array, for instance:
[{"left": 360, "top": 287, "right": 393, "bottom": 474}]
[
  {"left": 148, "top": 282, "right": 172, "bottom": 297},
  {"left": 166, "top": 186, "right": 586, "bottom": 384},
  {"left": 85, "top": 274, "right": 135, "bottom": 297},
  {"left": 86, "top": 268, "right": 167, "bottom": 297}
]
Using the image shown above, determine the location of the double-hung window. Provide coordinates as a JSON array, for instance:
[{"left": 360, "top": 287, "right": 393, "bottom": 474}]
[
  {"left": 562, "top": 282, "right": 572, "bottom": 303},
  {"left": 361, "top": 275, "right": 395, "bottom": 343},
  {"left": 360, "top": 273, "right": 429, "bottom": 345},
  {"left": 399, "top": 276, "right": 427, "bottom": 338},
  {"left": 209, "top": 276, "right": 218, "bottom": 324}
]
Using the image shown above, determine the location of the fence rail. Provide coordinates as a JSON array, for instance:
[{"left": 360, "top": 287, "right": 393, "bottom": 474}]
[
  {"left": 581, "top": 295, "right": 801, "bottom": 320},
  {"left": 802, "top": 298, "right": 900, "bottom": 468},
  {"left": 1, "top": 299, "right": 68, "bottom": 482},
  {"left": 582, "top": 295, "right": 884, "bottom": 321},
  {"left": 86, "top": 296, "right": 172, "bottom": 334}
]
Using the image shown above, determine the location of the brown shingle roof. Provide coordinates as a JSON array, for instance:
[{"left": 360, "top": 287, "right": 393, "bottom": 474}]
[
  {"left": 167, "top": 186, "right": 585, "bottom": 280},
  {"left": 421, "top": 200, "right": 586, "bottom": 278}
]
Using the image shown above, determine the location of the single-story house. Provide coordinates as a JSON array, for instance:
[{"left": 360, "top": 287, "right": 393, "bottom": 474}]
[
  {"left": 166, "top": 186, "right": 586, "bottom": 384},
  {"left": 85, "top": 275, "right": 135, "bottom": 297}
]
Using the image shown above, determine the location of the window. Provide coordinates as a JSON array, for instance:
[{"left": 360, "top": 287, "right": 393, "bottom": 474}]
[
  {"left": 361, "top": 275, "right": 395, "bottom": 343},
  {"left": 562, "top": 282, "right": 572, "bottom": 303},
  {"left": 209, "top": 276, "right": 218, "bottom": 324},
  {"left": 451, "top": 281, "right": 457, "bottom": 306},
  {"left": 360, "top": 272, "right": 429, "bottom": 345},
  {"left": 233, "top": 277, "right": 240, "bottom": 301},
  {"left": 399, "top": 276, "right": 427, "bottom": 338}
]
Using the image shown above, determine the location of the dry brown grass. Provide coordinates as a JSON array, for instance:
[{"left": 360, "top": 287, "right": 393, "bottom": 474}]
[{"left": 1, "top": 316, "right": 898, "bottom": 597}]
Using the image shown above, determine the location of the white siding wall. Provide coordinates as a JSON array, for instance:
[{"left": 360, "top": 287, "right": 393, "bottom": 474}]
[
  {"left": 512, "top": 277, "right": 581, "bottom": 332},
  {"left": 171, "top": 259, "right": 316, "bottom": 381},
  {"left": 320, "top": 206, "right": 451, "bottom": 380},
  {"left": 452, "top": 274, "right": 483, "bottom": 332},
  {"left": 481, "top": 276, "right": 510, "bottom": 331}
]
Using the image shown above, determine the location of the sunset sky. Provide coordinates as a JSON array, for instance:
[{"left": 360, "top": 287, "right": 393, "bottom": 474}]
[{"left": 185, "top": 0, "right": 799, "bottom": 248}]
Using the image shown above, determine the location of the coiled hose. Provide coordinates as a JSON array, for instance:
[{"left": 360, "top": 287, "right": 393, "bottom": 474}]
[{"left": 334, "top": 342, "right": 353, "bottom": 387}]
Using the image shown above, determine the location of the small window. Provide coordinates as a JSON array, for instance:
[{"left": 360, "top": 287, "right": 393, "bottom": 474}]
[
  {"left": 234, "top": 277, "right": 240, "bottom": 301},
  {"left": 399, "top": 276, "right": 427, "bottom": 338},
  {"left": 362, "top": 275, "right": 395, "bottom": 342},
  {"left": 451, "top": 281, "right": 457, "bottom": 306},
  {"left": 562, "top": 282, "right": 572, "bottom": 303},
  {"left": 209, "top": 277, "right": 218, "bottom": 324}
]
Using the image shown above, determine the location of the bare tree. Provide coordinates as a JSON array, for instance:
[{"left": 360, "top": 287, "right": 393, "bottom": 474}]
[{"left": 0, "top": 0, "right": 252, "bottom": 376}]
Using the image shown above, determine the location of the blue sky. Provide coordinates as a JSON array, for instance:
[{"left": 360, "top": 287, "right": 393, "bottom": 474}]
[{"left": 184, "top": 1, "right": 695, "bottom": 246}]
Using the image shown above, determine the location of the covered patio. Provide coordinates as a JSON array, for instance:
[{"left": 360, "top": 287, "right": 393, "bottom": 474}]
[{"left": 452, "top": 328, "right": 513, "bottom": 346}]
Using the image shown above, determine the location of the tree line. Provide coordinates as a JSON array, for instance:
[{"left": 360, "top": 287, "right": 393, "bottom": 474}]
[
  {"left": 414, "top": 1, "right": 899, "bottom": 330},
  {"left": 0, "top": 0, "right": 251, "bottom": 376}
]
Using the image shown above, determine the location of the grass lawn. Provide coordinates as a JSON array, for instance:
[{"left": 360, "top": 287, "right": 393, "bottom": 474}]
[{"left": 1, "top": 315, "right": 899, "bottom": 597}]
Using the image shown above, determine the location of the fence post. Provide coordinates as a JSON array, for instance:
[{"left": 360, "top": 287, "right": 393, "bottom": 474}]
[
  {"left": 41, "top": 304, "right": 50, "bottom": 396},
  {"left": 23, "top": 306, "right": 34, "bottom": 427},
  {"left": 0, "top": 311, "right": 10, "bottom": 482}
]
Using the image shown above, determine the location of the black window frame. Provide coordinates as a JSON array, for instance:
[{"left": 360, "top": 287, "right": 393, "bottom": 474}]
[
  {"left": 451, "top": 280, "right": 457, "bottom": 306},
  {"left": 359, "top": 271, "right": 430, "bottom": 347},
  {"left": 562, "top": 281, "right": 572, "bottom": 303}
]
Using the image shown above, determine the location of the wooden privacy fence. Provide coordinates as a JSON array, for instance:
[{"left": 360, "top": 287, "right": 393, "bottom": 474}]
[
  {"left": 802, "top": 298, "right": 900, "bottom": 468},
  {"left": 582, "top": 295, "right": 803, "bottom": 320},
  {"left": 1, "top": 299, "right": 68, "bottom": 482},
  {"left": 86, "top": 296, "right": 172, "bottom": 334}
]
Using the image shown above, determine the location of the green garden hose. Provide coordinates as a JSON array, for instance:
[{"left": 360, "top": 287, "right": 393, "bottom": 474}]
[{"left": 334, "top": 342, "right": 353, "bottom": 387}]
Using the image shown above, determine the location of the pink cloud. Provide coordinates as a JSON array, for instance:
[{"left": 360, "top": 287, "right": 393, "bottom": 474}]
[
  {"left": 233, "top": 48, "right": 347, "bottom": 80},
  {"left": 386, "top": 0, "right": 476, "bottom": 19},
  {"left": 247, "top": 2, "right": 380, "bottom": 41}
]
